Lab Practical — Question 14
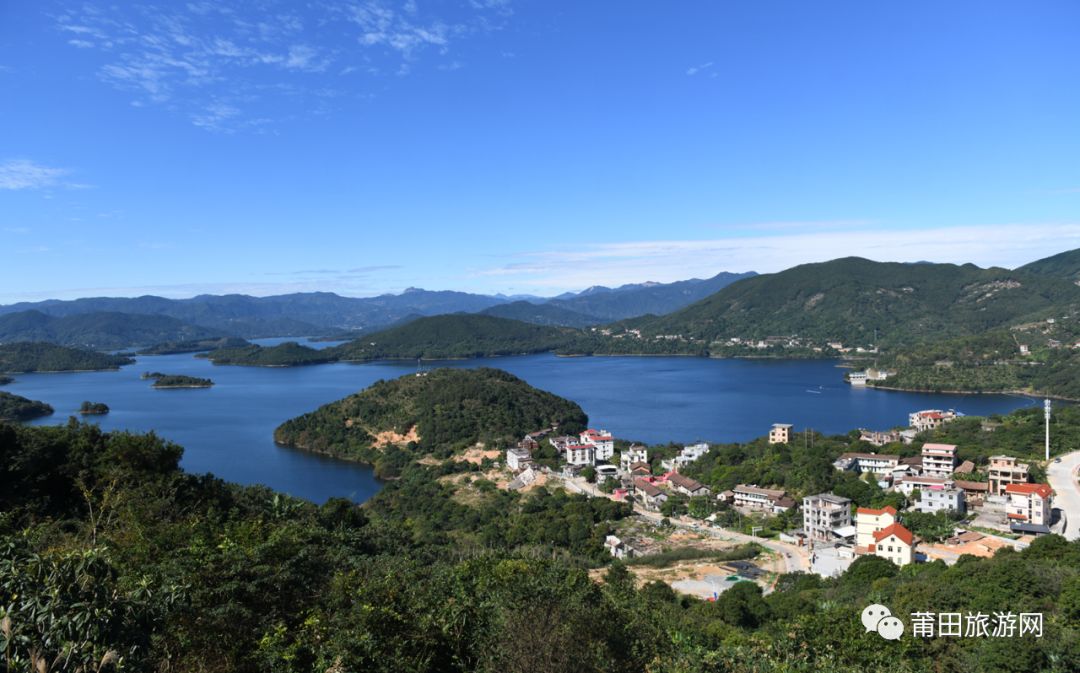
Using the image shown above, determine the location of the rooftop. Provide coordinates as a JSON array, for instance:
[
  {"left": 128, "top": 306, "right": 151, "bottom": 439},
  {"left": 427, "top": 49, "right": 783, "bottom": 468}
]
[
  {"left": 1004, "top": 483, "right": 1053, "bottom": 498},
  {"left": 873, "top": 522, "right": 915, "bottom": 546}
]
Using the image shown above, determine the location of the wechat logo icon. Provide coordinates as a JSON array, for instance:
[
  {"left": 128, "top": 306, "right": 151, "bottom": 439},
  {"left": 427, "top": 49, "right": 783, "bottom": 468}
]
[{"left": 862, "top": 604, "right": 904, "bottom": 641}]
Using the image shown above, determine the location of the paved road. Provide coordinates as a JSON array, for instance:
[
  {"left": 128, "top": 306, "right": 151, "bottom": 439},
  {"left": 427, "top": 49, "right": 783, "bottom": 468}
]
[
  {"left": 1047, "top": 450, "right": 1080, "bottom": 541},
  {"left": 559, "top": 474, "right": 810, "bottom": 573}
]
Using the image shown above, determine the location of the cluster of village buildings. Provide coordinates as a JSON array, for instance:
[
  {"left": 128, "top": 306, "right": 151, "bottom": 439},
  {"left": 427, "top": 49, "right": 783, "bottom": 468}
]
[{"left": 503, "top": 408, "right": 1056, "bottom": 571}]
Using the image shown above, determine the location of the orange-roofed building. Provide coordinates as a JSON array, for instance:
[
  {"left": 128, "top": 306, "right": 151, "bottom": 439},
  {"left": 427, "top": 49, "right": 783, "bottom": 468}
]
[
  {"left": 1005, "top": 483, "right": 1053, "bottom": 534},
  {"left": 870, "top": 522, "right": 916, "bottom": 567}
]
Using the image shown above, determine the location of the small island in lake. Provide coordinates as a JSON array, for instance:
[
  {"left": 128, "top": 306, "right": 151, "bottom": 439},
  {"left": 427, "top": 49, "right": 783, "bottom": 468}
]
[
  {"left": 0, "top": 375, "right": 12, "bottom": 385},
  {"left": 79, "top": 400, "right": 110, "bottom": 415},
  {"left": 143, "top": 372, "right": 214, "bottom": 389},
  {"left": 0, "top": 391, "right": 54, "bottom": 421}
]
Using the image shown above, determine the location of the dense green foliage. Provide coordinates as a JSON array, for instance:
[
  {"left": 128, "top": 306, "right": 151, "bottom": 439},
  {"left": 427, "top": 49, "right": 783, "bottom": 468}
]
[
  {"left": 143, "top": 373, "right": 214, "bottom": 388},
  {"left": 330, "top": 314, "right": 591, "bottom": 361},
  {"left": 139, "top": 336, "right": 250, "bottom": 355},
  {"left": 0, "top": 310, "right": 225, "bottom": 350},
  {"left": 0, "top": 342, "right": 134, "bottom": 372},
  {"left": 628, "top": 257, "right": 1080, "bottom": 348},
  {"left": 200, "top": 342, "right": 337, "bottom": 366},
  {"left": 0, "top": 375, "right": 11, "bottom": 385},
  {"left": 275, "top": 368, "right": 587, "bottom": 475},
  {"left": 79, "top": 401, "right": 110, "bottom": 415},
  {"left": 1, "top": 421, "right": 1078, "bottom": 672},
  {"left": 0, "top": 391, "right": 53, "bottom": 421},
  {"left": 480, "top": 300, "right": 602, "bottom": 327},
  {"left": 1017, "top": 247, "right": 1080, "bottom": 281}
]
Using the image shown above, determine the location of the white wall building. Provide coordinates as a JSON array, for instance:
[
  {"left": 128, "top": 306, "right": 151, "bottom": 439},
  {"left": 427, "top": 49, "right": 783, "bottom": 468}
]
[{"left": 580, "top": 429, "right": 615, "bottom": 461}]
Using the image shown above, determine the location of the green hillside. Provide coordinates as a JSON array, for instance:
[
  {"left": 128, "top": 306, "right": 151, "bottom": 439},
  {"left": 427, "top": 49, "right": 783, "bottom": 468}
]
[
  {"left": 1017, "top": 247, "right": 1080, "bottom": 282},
  {"left": 0, "top": 391, "right": 53, "bottom": 421},
  {"left": 199, "top": 341, "right": 337, "bottom": 366},
  {"left": 329, "top": 313, "right": 590, "bottom": 361},
  {"left": 274, "top": 367, "right": 587, "bottom": 474},
  {"left": 627, "top": 257, "right": 1080, "bottom": 347},
  {"left": 480, "top": 301, "right": 602, "bottom": 327},
  {"left": 0, "top": 310, "right": 225, "bottom": 349},
  {"left": 0, "top": 342, "right": 135, "bottom": 372}
]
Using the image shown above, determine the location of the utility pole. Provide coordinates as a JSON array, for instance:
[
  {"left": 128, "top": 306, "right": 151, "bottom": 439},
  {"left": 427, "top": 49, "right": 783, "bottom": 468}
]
[{"left": 1045, "top": 399, "right": 1052, "bottom": 462}]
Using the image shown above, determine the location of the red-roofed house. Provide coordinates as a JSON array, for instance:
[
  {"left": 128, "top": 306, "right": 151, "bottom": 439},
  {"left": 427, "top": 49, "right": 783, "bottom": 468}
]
[
  {"left": 580, "top": 429, "right": 615, "bottom": 461},
  {"left": 566, "top": 443, "right": 595, "bottom": 466},
  {"left": 855, "top": 506, "right": 897, "bottom": 549},
  {"left": 870, "top": 523, "right": 916, "bottom": 567},
  {"left": 1005, "top": 483, "right": 1053, "bottom": 533}
]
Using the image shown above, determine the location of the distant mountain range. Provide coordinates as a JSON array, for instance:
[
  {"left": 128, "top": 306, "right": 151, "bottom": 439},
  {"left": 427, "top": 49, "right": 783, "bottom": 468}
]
[{"left": 0, "top": 270, "right": 756, "bottom": 347}]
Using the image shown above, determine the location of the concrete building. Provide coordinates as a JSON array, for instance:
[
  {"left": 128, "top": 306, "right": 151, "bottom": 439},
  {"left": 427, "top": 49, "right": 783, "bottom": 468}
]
[
  {"left": 987, "top": 455, "right": 1030, "bottom": 496},
  {"left": 565, "top": 443, "right": 595, "bottom": 466},
  {"left": 634, "top": 478, "right": 668, "bottom": 510},
  {"left": 580, "top": 429, "right": 615, "bottom": 461},
  {"left": 733, "top": 484, "right": 789, "bottom": 511},
  {"left": 921, "top": 443, "right": 958, "bottom": 478},
  {"left": 505, "top": 446, "right": 533, "bottom": 472},
  {"left": 803, "top": 493, "right": 853, "bottom": 542},
  {"left": 916, "top": 487, "right": 966, "bottom": 515},
  {"left": 909, "top": 410, "right": 958, "bottom": 433},
  {"left": 855, "top": 506, "right": 897, "bottom": 549},
  {"left": 871, "top": 523, "right": 916, "bottom": 567},
  {"left": 620, "top": 445, "right": 648, "bottom": 473},
  {"left": 895, "top": 475, "right": 953, "bottom": 497},
  {"left": 769, "top": 423, "right": 794, "bottom": 444},
  {"left": 833, "top": 452, "right": 900, "bottom": 475},
  {"left": 660, "top": 442, "right": 711, "bottom": 471},
  {"left": 668, "top": 472, "right": 711, "bottom": 497},
  {"left": 858, "top": 429, "right": 903, "bottom": 447},
  {"left": 1005, "top": 483, "right": 1054, "bottom": 534}
]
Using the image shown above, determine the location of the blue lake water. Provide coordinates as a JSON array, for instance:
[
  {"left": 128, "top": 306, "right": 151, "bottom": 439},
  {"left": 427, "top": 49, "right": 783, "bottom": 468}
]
[{"left": 7, "top": 340, "right": 1036, "bottom": 503}]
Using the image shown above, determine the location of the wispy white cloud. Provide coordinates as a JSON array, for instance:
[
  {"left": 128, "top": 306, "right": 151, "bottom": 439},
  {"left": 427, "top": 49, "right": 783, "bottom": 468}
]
[
  {"left": 0, "top": 159, "right": 71, "bottom": 190},
  {"left": 470, "top": 223, "right": 1080, "bottom": 293},
  {"left": 53, "top": 1, "right": 514, "bottom": 131},
  {"left": 686, "top": 61, "right": 714, "bottom": 76}
]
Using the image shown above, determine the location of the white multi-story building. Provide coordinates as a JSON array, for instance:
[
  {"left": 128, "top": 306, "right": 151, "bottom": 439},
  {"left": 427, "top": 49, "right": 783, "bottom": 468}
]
[
  {"left": 803, "top": 493, "right": 853, "bottom": 542},
  {"left": 871, "top": 523, "right": 916, "bottom": 567},
  {"left": 909, "top": 410, "right": 957, "bottom": 433},
  {"left": 916, "top": 487, "right": 966, "bottom": 515},
  {"left": 921, "top": 443, "right": 958, "bottom": 478},
  {"left": 895, "top": 475, "right": 953, "bottom": 497},
  {"left": 733, "top": 484, "right": 788, "bottom": 510},
  {"left": 1005, "top": 483, "right": 1054, "bottom": 534},
  {"left": 580, "top": 429, "right": 615, "bottom": 461},
  {"left": 855, "top": 506, "right": 897, "bottom": 549},
  {"left": 565, "top": 442, "right": 595, "bottom": 466},
  {"left": 833, "top": 452, "right": 900, "bottom": 475},
  {"left": 505, "top": 446, "right": 533, "bottom": 472},
  {"left": 661, "top": 442, "right": 711, "bottom": 471},
  {"left": 620, "top": 445, "right": 648, "bottom": 472}
]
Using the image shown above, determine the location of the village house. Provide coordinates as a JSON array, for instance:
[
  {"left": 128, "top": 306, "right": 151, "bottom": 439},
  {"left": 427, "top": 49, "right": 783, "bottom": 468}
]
[
  {"left": 733, "top": 484, "right": 790, "bottom": 511},
  {"left": 629, "top": 462, "right": 652, "bottom": 477},
  {"left": 855, "top": 506, "right": 897, "bottom": 550},
  {"left": 620, "top": 445, "right": 649, "bottom": 472},
  {"left": 909, "top": 409, "right": 958, "bottom": 433},
  {"left": 634, "top": 478, "right": 668, "bottom": 511},
  {"left": 954, "top": 479, "right": 989, "bottom": 505},
  {"left": 548, "top": 435, "right": 575, "bottom": 453},
  {"left": 768, "top": 423, "right": 794, "bottom": 445},
  {"left": 505, "top": 446, "right": 533, "bottom": 472},
  {"left": 833, "top": 452, "right": 900, "bottom": 475},
  {"left": 660, "top": 442, "right": 711, "bottom": 471},
  {"left": 519, "top": 435, "right": 540, "bottom": 452},
  {"left": 894, "top": 475, "right": 954, "bottom": 497},
  {"left": 987, "top": 455, "right": 1031, "bottom": 495},
  {"left": 1005, "top": 483, "right": 1054, "bottom": 535},
  {"left": 847, "top": 371, "right": 868, "bottom": 386},
  {"left": 803, "top": 493, "right": 853, "bottom": 542},
  {"left": 916, "top": 487, "right": 966, "bottom": 515},
  {"left": 858, "top": 429, "right": 903, "bottom": 447},
  {"left": 921, "top": 443, "right": 958, "bottom": 478},
  {"left": 667, "top": 472, "right": 711, "bottom": 497},
  {"left": 870, "top": 523, "right": 916, "bottom": 567},
  {"left": 604, "top": 535, "right": 637, "bottom": 560},
  {"left": 565, "top": 442, "right": 595, "bottom": 466},
  {"left": 580, "top": 429, "right": 615, "bottom": 461}
]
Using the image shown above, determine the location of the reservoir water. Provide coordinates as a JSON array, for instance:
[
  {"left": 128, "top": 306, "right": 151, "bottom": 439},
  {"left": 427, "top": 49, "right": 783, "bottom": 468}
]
[{"left": 8, "top": 339, "right": 1036, "bottom": 503}]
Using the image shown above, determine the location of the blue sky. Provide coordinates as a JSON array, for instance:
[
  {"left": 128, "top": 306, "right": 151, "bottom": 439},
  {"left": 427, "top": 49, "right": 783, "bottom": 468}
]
[{"left": 2, "top": 1, "right": 1080, "bottom": 303}]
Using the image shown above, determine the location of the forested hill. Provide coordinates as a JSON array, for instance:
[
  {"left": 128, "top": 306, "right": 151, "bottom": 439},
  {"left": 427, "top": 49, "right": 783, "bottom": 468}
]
[
  {"left": 0, "top": 391, "right": 53, "bottom": 421},
  {"left": 274, "top": 367, "right": 588, "bottom": 472},
  {"left": 0, "top": 342, "right": 134, "bottom": 372},
  {"left": 625, "top": 257, "right": 1080, "bottom": 347},
  {"left": 0, "top": 310, "right": 225, "bottom": 350},
  {"left": 480, "top": 301, "right": 603, "bottom": 327},
  {"left": 1017, "top": 247, "right": 1080, "bottom": 282},
  {"left": 547, "top": 270, "right": 758, "bottom": 320},
  {"left": 328, "top": 313, "right": 590, "bottom": 361}
]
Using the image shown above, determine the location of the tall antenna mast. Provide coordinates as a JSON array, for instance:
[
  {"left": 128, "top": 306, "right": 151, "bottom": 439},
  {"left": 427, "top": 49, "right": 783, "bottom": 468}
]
[{"left": 1045, "top": 399, "right": 1052, "bottom": 462}]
